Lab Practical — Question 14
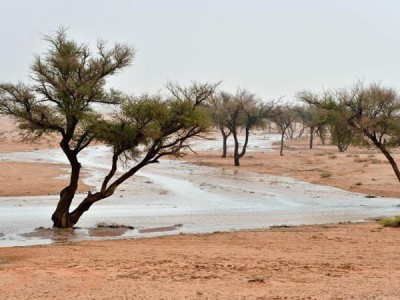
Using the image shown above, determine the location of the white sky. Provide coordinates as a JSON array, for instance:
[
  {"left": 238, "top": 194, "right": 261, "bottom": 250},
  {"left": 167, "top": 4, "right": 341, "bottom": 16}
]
[{"left": 1, "top": 0, "right": 400, "bottom": 101}]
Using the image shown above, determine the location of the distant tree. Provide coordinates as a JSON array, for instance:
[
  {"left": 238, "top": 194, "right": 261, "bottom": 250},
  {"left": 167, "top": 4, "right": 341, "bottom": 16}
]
[
  {"left": 301, "top": 82, "right": 400, "bottom": 182},
  {"left": 219, "top": 90, "right": 273, "bottom": 166},
  {"left": 271, "top": 105, "right": 297, "bottom": 156},
  {"left": 0, "top": 29, "right": 218, "bottom": 228},
  {"left": 296, "top": 92, "right": 329, "bottom": 149},
  {"left": 209, "top": 92, "right": 232, "bottom": 158},
  {"left": 327, "top": 104, "right": 353, "bottom": 152}
]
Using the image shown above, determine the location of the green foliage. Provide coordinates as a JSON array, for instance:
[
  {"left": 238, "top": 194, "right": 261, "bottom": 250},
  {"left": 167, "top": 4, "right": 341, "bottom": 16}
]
[
  {"left": 0, "top": 28, "right": 134, "bottom": 152},
  {"left": 379, "top": 216, "right": 400, "bottom": 227},
  {"left": 327, "top": 105, "right": 353, "bottom": 152},
  {"left": 0, "top": 28, "right": 219, "bottom": 227},
  {"left": 95, "top": 94, "right": 211, "bottom": 159}
]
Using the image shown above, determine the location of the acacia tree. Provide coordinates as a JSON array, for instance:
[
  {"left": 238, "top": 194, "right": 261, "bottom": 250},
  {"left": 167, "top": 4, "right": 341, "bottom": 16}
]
[
  {"left": 301, "top": 82, "right": 400, "bottom": 182},
  {"left": 0, "top": 30, "right": 217, "bottom": 228},
  {"left": 327, "top": 105, "right": 353, "bottom": 152},
  {"left": 271, "top": 105, "right": 297, "bottom": 156},
  {"left": 209, "top": 92, "right": 232, "bottom": 158},
  {"left": 222, "top": 90, "right": 273, "bottom": 166},
  {"left": 296, "top": 92, "right": 329, "bottom": 149}
]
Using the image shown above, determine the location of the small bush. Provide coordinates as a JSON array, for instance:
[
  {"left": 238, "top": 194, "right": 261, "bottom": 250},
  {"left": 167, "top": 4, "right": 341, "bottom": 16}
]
[
  {"left": 354, "top": 157, "right": 368, "bottom": 163},
  {"left": 314, "top": 152, "right": 325, "bottom": 156},
  {"left": 320, "top": 171, "right": 332, "bottom": 178},
  {"left": 379, "top": 216, "right": 400, "bottom": 227},
  {"left": 370, "top": 158, "right": 382, "bottom": 164}
]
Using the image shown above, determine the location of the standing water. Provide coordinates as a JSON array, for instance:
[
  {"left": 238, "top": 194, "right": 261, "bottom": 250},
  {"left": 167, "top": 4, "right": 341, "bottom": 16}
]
[{"left": 0, "top": 133, "right": 399, "bottom": 247}]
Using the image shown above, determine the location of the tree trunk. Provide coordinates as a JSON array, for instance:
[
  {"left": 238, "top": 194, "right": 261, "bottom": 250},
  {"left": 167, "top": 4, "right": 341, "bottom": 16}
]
[
  {"left": 220, "top": 127, "right": 230, "bottom": 158},
  {"left": 373, "top": 139, "right": 400, "bottom": 182},
  {"left": 319, "top": 131, "right": 326, "bottom": 145},
  {"left": 298, "top": 125, "right": 305, "bottom": 138},
  {"left": 51, "top": 153, "right": 81, "bottom": 228},
  {"left": 69, "top": 194, "right": 99, "bottom": 225},
  {"left": 280, "top": 130, "right": 284, "bottom": 156},
  {"left": 51, "top": 197, "right": 74, "bottom": 228},
  {"left": 381, "top": 148, "right": 400, "bottom": 182},
  {"left": 232, "top": 131, "right": 240, "bottom": 166},
  {"left": 309, "top": 126, "right": 314, "bottom": 149},
  {"left": 238, "top": 127, "right": 250, "bottom": 159}
]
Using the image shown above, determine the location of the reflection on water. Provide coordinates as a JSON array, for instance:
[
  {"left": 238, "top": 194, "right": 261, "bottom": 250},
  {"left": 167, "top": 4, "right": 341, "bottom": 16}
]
[
  {"left": 138, "top": 224, "right": 183, "bottom": 234},
  {"left": 18, "top": 224, "right": 183, "bottom": 245}
]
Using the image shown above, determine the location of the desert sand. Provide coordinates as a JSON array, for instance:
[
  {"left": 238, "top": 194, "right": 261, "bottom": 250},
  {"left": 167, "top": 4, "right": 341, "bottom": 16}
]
[
  {"left": 0, "top": 116, "right": 90, "bottom": 196},
  {"left": 0, "top": 223, "right": 399, "bottom": 299},
  {"left": 1, "top": 117, "right": 399, "bottom": 299}
]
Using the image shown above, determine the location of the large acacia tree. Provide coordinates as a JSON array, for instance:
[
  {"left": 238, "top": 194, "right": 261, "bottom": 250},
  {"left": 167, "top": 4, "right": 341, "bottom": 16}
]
[{"left": 0, "top": 30, "right": 217, "bottom": 228}]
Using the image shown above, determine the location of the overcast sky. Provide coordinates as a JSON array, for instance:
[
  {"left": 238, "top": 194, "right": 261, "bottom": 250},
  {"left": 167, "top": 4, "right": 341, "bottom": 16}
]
[{"left": 1, "top": 0, "right": 399, "bottom": 101}]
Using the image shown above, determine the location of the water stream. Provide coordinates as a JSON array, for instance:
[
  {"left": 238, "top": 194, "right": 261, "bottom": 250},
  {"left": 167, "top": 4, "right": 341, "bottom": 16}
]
[{"left": 0, "top": 133, "right": 399, "bottom": 247}]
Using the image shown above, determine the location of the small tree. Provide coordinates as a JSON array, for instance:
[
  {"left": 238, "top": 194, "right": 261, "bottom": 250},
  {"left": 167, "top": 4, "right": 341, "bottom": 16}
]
[
  {"left": 222, "top": 90, "right": 273, "bottom": 166},
  {"left": 296, "top": 92, "right": 329, "bottom": 149},
  {"left": 271, "top": 105, "right": 297, "bottom": 156},
  {"left": 0, "top": 29, "right": 218, "bottom": 228},
  {"left": 327, "top": 105, "right": 353, "bottom": 152},
  {"left": 209, "top": 92, "right": 232, "bottom": 158}
]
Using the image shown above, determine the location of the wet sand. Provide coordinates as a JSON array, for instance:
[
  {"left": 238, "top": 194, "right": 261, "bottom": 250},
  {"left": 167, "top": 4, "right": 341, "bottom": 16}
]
[{"left": 0, "top": 222, "right": 399, "bottom": 299}]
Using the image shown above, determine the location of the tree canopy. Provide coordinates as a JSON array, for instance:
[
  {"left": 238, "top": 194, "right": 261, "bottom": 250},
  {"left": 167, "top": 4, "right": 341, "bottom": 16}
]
[
  {"left": 300, "top": 82, "right": 400, "bottom": 181},
  {"left": 0, "top": 29, "right": 218, "bottom": 227}
]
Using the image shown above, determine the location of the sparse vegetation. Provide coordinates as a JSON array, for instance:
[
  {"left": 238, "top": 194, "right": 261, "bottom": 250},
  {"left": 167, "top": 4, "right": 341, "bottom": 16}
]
[
  {"left": 379, "top": 216, "right": 400, "bottom": 227},
  {"left": 354, "top": 157, "right": 369, "bottom": 163},
  {"left": 320, "top": 171, "right": 332, "bottom": 178},
  {"left": 314, "top": 152, "right": 325, "bottom": 156}
]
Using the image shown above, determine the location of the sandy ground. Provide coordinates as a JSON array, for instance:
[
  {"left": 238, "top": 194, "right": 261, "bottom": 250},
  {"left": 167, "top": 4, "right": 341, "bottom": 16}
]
[
  {"left": 182, "top": 137, "right": 400, "bottom": 198},
  {"left": 0, "top": 162, "right": 90, "bottom": 196},
  {"left": 1, "top": 117, "right": 400, "bottom": 298},
  {"left": 0, "top": 116, "right": 90, "bottom": 195},
  {"left": 0, "top": 222, "right": 399, "bottom": 299}
]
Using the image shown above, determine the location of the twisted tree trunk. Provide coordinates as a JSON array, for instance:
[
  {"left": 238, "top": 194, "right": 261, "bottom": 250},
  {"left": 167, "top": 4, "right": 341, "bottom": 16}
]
[{"left": 51, "top": 154, "right": 81, "bottom": 228}]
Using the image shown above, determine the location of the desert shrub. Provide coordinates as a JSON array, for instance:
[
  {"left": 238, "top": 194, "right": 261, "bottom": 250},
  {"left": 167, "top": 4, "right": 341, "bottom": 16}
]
[
  {"left": 379, "top": 216, "right": 400, "bottom": 227},
  {"left": 370, "top": 158, "right": 382, "bottom": 164},
  {"left": 354, "top": 157, "right": 368, "bottom": 163},
  {"left": 320, "top": 171, "right": 332, "bottom": 178}
]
